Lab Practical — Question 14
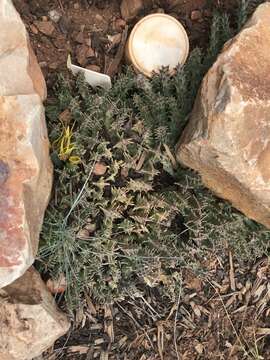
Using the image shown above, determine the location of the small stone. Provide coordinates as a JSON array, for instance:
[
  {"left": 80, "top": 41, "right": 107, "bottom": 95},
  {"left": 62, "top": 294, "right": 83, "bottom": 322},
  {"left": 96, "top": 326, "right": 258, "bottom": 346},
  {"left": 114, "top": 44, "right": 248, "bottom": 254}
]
[
  {"left": 48, "top": 62, "right": 58, "bottom": 69},
  {"left": 93, "top": 162, "right": 107, "bottom": 176},
  {"left": 120, "top": 0, "right": 143, "bottom": 21},
  {"left": 30, "top": 23, "right": 38, "bottom": 34},
  {"left": 39, "top": 61, "right": 48, "bottom": 68},
  {"left": 34, "top": 20, "right": 55, "bottom": 36},
  {"left": 195, "top": 343, "right": 204, "bottom": 355},
  {"left": 74, "top": 31, "right": 85, "bottom": 44},
  {"left": 114, "top": 18, "right": 126, "bottom": 32},
  {"left": 76, "top": 45, "right": 95, "bottom": 66},
  {"left": 74, "top": 2, "right": 80, "bottom": 9},
  {"left": 86, "top": 47, "right": 95, "bottom": 58},
  {"left": 48, "top": 9, "right": 61, "bottom": 23},
  {"left": 95, "top": 14, "right": 104, "bottom": 22},
  {"left": 86, "top": 64, "right": 101, "bottom": 73},
  {"left": 191, "top": 10, "right": 202, "bottom": 21},
  {"left": 42, "top": 15, "right": 48, "bottom": 21}
]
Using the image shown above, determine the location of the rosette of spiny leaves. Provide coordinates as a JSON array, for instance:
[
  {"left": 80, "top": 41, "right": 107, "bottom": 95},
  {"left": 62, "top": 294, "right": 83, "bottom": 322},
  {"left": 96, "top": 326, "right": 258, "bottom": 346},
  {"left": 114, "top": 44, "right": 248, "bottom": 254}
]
[
  {"left": 41, "top": 72, "right": 189, "bottom": 307},
  {"left": 40, "top": 10, "right": 256, "bottom": 309}
]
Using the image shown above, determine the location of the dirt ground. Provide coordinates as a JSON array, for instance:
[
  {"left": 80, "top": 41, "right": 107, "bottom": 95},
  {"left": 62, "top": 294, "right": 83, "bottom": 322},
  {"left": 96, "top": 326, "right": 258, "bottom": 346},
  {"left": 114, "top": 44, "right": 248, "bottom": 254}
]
[
  {"left": 13, "top": 0, "right": 234, "bottom": 87},
  {"left": 13, "top": 0, "right": 270, "bottom": 359}
]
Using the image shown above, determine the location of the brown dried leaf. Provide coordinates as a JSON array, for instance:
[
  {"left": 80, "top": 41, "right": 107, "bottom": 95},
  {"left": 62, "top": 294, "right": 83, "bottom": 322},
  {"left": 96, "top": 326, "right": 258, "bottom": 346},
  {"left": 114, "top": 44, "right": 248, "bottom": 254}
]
[
  {"left": 59, "top": 109, "right": 71, "bottom": 124},
  {"left": 93, "top": 162, "right": 107, "bottom": 176}
]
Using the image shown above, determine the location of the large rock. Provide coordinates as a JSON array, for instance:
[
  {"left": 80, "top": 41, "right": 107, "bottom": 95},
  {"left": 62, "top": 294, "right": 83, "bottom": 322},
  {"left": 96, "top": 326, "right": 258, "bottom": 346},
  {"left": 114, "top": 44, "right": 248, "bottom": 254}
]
[
  {"left": 0, "top": 0, "right": 53, "bottom": 287},
  {"left": 176, "top": 3, "right": 270, "bottom": 228},
  {"left": 0, "top": 268, "right": 70, "bottom": 360}
]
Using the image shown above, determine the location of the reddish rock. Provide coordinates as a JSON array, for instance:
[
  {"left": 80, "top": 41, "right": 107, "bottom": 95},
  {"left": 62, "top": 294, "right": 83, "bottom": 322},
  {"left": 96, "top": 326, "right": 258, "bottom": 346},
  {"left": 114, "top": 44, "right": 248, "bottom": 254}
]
[
  {"left": 34, "top": 20, "right": 55, "bottom": 36},
  {"left": 0, "top": 0, "right": 52, "bottom": 287},
  {"left": 177, "top": 3, "right": 270, "bottom": 229},
  {"left": 0, "top": 268, "right": 70, "bottom": 360},
  {"left": 76, "top": 44, "right": 95, "bottom": 66},
  {"left": 0, "top": 6, "right": 46, "bottom": 99}
]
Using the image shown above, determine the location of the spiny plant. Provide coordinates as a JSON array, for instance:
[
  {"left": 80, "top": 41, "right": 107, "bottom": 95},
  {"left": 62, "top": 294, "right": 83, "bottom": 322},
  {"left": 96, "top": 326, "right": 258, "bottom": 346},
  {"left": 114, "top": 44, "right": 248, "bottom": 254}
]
[
  {"left": 237, "top": 0, "right": 266, "bottom": 32},
  {"left": 39, "top": 9, "right": 270, "bottom": 311}
]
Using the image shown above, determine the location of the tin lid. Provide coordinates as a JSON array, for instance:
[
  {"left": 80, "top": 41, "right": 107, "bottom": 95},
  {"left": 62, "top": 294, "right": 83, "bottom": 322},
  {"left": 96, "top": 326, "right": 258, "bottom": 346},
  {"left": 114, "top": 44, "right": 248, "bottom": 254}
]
[{"left": 127, "top": 14, "right": 189, "bottom": 77}]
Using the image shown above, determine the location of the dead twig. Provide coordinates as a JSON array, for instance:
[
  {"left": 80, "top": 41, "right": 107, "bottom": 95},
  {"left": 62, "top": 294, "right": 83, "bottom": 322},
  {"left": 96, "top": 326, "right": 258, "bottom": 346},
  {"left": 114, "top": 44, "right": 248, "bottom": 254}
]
[
  {"left": 174, "top": 287, "right": 182, "bottom": 360},
  {"left": 57, "top": 0, "right": 64, "bottom": 13},
  {"left": 105, "top": 26, "right": 128, "bottom": 77},
  {"left": 116, "top": 302, "right": 155, "bottom": 350},
  {"left": 207, "top": 280, "right": 251, "bottom": 359},
  {"left": 229, "top": 250, "right": 236, "bottom": 291}
]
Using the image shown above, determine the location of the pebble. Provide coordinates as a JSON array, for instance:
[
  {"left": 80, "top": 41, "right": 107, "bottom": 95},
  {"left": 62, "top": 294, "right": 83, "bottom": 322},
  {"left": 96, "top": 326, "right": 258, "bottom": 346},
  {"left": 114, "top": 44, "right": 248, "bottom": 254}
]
[
  {"left": 74, "top": 3, "right": 80, "bottom": 9},
  {"left": 34, "top": 20, "right": 55, "bottom": 36},
  {"left": 76, "top": 44, "right": 95, "bottom": 66},
  {"left": 74, "top": 31, "right": 85, "bottom": 44},
  {"left": 48, "top": 9, "right": 61, "bottom": 23},
  {"left": 48, "top": 62, "right": 58, "bottom": 70},
  {"left": 38, "top": 61, "right": 48, "bottom": 68},
  {"left": 95, "top": 14, "right": 104, "bottom": 22},
  {"left": 30, "top": 24, "right": 38, "bottom": 34}
]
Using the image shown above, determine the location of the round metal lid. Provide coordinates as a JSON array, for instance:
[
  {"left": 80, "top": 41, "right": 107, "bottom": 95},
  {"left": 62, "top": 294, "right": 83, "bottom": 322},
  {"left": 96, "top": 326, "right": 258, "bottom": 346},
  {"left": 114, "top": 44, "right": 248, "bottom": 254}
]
[{"left": 127, "top": 14, "right": 189, "bottom": 77}]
